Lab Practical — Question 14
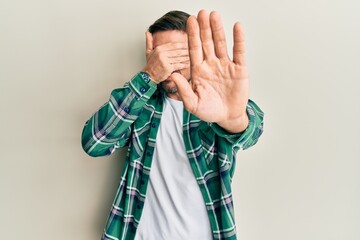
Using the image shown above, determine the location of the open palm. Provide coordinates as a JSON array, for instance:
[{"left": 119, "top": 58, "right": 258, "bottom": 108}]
[{"left": 171, "top": 10, "right": 250, "bottom": 124}]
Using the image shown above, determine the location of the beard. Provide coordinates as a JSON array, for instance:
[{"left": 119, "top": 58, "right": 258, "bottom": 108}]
[
  {"left": 165, "top": 87, "right": 178, "bottom": 94},
  {"left": 160, "top": 80, "right": 178, "bottom": 93},
  {"left": 160, "top": 78, "right": 191, "bottom": 94}
]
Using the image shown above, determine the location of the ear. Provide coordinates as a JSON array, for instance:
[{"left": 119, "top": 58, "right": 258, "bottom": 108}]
[{"left": 145, "top": 31, "right": 153, "bottom": 54}]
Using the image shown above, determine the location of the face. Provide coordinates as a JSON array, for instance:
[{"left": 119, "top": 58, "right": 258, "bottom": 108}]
[{"left": 152, "top": 30, "right": 191, "bottom": 94}]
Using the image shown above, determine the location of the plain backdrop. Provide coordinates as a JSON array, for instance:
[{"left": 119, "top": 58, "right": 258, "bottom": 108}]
[{"left": 1, "top": 0, "right": 359, "bottom": 239}]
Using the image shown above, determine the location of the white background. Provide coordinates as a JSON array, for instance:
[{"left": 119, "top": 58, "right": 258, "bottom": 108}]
[{"left": 1, "top": 0, "right": 359, "bottom": 239}]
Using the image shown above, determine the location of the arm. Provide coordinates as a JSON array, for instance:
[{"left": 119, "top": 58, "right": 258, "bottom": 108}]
[
  {"left": 81, "top": 29, "right": 190, "bottom": 157},
  {"left": 81, "top": 72, "right": 157, "bottom": 157},
  {"left": 209, "top": 99, "right": 264, "bottom": 152}
]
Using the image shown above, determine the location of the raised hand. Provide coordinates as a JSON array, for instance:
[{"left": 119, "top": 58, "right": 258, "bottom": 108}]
[
  {"left": 142, "top": 32, "right": 190, "bottom": 83},
  {"left": 170, "top": 10, "right": 250, "bottom": 133}
]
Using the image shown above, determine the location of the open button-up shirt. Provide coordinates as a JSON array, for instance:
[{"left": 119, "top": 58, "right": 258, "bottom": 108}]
[{"left": 81, "top": 72, "right": 264, "bottom": 240}]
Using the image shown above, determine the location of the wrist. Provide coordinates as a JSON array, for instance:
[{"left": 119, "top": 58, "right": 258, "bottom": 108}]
[
  {"left": 217, "top": 112, "right": 249, "bottom": 134},
  {"left": 141, "top": 67, "right": 158, "bottom": 84}
]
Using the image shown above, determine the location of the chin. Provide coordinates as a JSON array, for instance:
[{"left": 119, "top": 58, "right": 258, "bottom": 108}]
[{"left": 161, "top": 80, "right": 178, "bottom": 93}]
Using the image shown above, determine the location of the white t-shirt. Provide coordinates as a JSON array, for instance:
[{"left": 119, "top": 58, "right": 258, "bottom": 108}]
[{"left": 134, "top": 95, "right": 213, "bottom": 240}]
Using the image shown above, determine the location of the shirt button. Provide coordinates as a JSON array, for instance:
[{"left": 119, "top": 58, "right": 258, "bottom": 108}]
[
  {"left": 146, "top": 151, "right": 152, "bottom": 156},
  {"left": 137, "top": 204, "right": 141, "bottom": 209},
  {"left": 124, "top": 107, "right": 130, "bottom": 113},
  {"left": 140, "top": 87, "right": 146, "bottom": 93},
  {"left": 151, "top": 123, "right": 156, "bottom": 128},
  {"left": 140, "top": 180, "right": 145, "bottom": 185}
]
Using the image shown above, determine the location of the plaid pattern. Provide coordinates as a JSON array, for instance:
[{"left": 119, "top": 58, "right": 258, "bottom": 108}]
[{"left": 81, "top": 72, "right": 264, "bottom": 240}]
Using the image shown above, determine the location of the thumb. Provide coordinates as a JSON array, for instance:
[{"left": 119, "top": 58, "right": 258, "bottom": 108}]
[{"left": 169, "top": 73, "right": 198, "bottom": 114}]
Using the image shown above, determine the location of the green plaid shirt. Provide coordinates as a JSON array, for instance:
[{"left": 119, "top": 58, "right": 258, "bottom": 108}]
[{"left": 81, "top": 72, "right": 264, "bottom": 240}]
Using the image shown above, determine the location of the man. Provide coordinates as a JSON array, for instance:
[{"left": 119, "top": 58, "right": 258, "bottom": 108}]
[{"left": 81, "top": 10, "right": 264, "bottom": 240}]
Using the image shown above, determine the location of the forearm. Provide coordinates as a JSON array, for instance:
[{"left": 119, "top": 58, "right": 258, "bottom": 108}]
[
  {"left": 81, "top": 72, "right": 157, "bottom": 157},
  {"left": 209, "top": 99, "right": 264, "bottom": 152}
]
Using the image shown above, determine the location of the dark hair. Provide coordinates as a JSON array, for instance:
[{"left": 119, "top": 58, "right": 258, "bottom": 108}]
[{"left": 148, "top": 10, "right": 191, "bottom": 34}]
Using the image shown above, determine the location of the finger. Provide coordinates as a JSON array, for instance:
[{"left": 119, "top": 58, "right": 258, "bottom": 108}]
[
  {"left": 169, "top": 72, "right": 199, "bottom": 114},
  {"left": 198, "top": 10, "right": 215, "bottom": 59},
  {"left": 167, "top": 49, "right": 189, "bottom": 57},
  {"left": 145, "top": 32, "right": 153, "bottom": 54},
  {"left": 157, "top": 42, "right": 188, "bottom": 51},
  {"left": 210, "top": 11, "right": 229, "bottom": 59},
  {"left": 169, "top": 56, "right": 190, "bottom": 63},
  {"left": 187, "top": 15, "right": 203, "bottom": 66},
  {"left": 233, "top": 22, "right": 246, "bottom": 65},
  {"left": 171, "top": 62, "right": 190, "bottom": 71}
]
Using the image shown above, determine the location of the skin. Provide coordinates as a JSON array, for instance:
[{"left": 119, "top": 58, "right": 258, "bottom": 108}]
[
  {"left": 142, "top": 10, "right": 250, "bottom": 134},
  {"left": 142, "top": 30, "right": 190, "bottom": 101}
]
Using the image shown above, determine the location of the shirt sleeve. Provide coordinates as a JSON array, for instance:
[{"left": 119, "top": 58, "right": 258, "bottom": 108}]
[
  {"left": 208, "top": 98, "right": 264, "bottom": 152},
  {"left": 81, "top": 72, "right": 157, "bottom": 157}
]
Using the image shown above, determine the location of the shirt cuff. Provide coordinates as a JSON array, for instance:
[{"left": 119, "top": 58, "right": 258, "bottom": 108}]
[
  {"left": 128, "top": 72, "right": 158, "bottom": 98},
  {"left": 209, "top": 99, "right": 264, "bottom": 150},
  {"left": 209, "top": 110, "right": 252, "bottom": 139}
]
